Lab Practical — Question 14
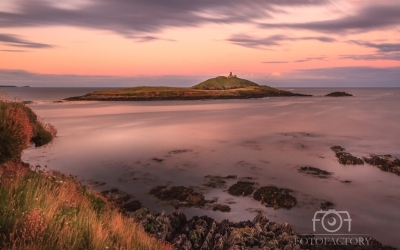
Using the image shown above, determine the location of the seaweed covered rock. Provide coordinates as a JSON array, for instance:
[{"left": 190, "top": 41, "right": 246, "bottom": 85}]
[
  {"left": 212, "top": 204, "right": 231, "bottom": 212},
  {"left": 253, "top": 186, "right": 297, "bottom": 209},
  {"left": 298, "top": 166, "right": 332, "bottom": 178},
  {"left": 320, "top": 201, "right": 334, "bottom": 210},
  {"left": 132, "top": 208, "right": 395, "bottom": 250},
  {"left": 363, "top": 154, "right": 400, "bottom": 176},
  {"left": 331, "top": 146, "right": 364, "bottom": 165},
  {"left": 150, "top": 186, "right": 207, "bottom": 207},
  {"left": 227, "top": 181, "right": 255, "bottom": 196},
  {"left": 325, "top": 92, "right": 353, "bottom": 97}
]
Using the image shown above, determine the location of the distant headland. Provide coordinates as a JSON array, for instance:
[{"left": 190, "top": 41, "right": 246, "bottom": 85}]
[{"left": 65, "top": 73, "right": 311, "bottom": 101}]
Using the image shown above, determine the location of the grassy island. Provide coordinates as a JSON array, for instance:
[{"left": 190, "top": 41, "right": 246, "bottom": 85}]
[{"left": 66, "top": 75, "right": 311, "bottom": 101}]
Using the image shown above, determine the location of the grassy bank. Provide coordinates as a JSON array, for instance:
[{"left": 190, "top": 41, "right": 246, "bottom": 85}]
[
  {"left": 0, "top": 160, "right": 172, "bottom": 250},
  {"left": 0, "top": 100, "right": 57, "bottom": 164},
  {"left": 0, "top": 100, "right": 172, "bottom": 250}
]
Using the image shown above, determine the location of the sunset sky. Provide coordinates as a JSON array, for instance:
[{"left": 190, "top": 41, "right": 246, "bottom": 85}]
[{"left": 1, "top": 0, "right": 400, "bottom": 87}]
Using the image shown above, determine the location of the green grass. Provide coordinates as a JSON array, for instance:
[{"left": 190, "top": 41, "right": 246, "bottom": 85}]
[{"left": 191, "top": 76, "right": 259, "bottom": 90}]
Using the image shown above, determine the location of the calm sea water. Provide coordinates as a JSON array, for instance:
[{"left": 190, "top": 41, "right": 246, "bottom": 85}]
[{"left": 2, "top": 87, "right": 400, "bottom": 247}]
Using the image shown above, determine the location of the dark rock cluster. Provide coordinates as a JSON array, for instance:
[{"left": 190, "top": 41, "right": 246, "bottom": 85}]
[
  {"left": 227, "top": 181, "right": 255, "bottom": 196},
  {"left": 363, "top": 154, "right": 400, "bottom": 176},
  {"left": 253, "top": 186, "right": 297, "bottom": 209},
  {"left": 325, "top": 92, "right": 353, "bottom": 97},
  {"left": 132, "top": 208, "right": 395, "bottom": 250},
  {"left": 133, "top": 209, "right": 299, "bottom": 249},
  {"left": 203, "top": 175, "right": 239, "bottom": 189},
  {"left": 150, "top": 186, "right": 207, "bottom": 207},
  {"left": 100, "top": 188, "right": 143, "bottom": 212},
  {"left": 331, "top": 146, "right": 364, "bottom": 165},
  {"left": 298, "top": 166, "right": 332, "bottom": 178}
]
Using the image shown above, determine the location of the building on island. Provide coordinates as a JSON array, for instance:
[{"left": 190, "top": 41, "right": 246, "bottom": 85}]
[{"left": 228, "top": 72, "right": 237, "bottom": 78}]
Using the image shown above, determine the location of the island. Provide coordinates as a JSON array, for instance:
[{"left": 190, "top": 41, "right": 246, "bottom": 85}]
[
  {"left": 65, "top": 73, "right": 311, "bottom": 101},
  {"left": 325, "top": 91, "right": 353, "bottom": 97}
]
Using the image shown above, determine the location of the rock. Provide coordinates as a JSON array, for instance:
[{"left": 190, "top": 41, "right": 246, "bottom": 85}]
[
  {"left": 228, "top": 181, "right": 255, "bottom": 196},
  {"left": 152, "top": 157, "right": 164, "bottom": 163},
  {"left": 253, "top": 186, "right": 297, "bottom": 209},
  {"left": 225, "top": 175, "right": 237, "bottom": 179},
  {"left": 325, "top": 92, "right": 353, "bottom": 97},
  {"left": 150, "top": 186, "right": 207, "bottom": 207},
  {"left": 331, "top": 146, "right": 364, "bottom": 165},
  {"left": 298, "top": 166, "right": 332, "bottom": 178},
  {"left": 204, "top": 176, "right": 227, "bottom": 189},
  {"left": 331, "top": 146, "right": 345, "bottom": 153},
  {"left": 363, "top": 154, "right": 400, "bottom": 176},
  {"left": 320, "top": 201, "right": 334, "bottom": 210},
  {"left": 123, "top": 200, "right": 142, "bottom": 212},
  {"left": 133, "top": 207, "right": 395, "bottom": 250},
  {"left": 212, "top": 204, "right": 231, "bottom": 212}
]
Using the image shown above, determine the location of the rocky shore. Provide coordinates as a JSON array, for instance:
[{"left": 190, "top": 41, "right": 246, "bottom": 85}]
[
  {"left": 65, "top": 92, "right": 311, "bottom": 101},
  {"left": 130, "top": 208, "right": 395, "bottom": 250}
]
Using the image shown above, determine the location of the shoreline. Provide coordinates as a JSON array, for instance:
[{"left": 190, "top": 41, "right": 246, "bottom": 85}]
[
  {"left": 1, "top": 159, "right": 396, "bottom": 250},
  {"left": 65, "top": 93, "right": 311, "bottom": 102}
]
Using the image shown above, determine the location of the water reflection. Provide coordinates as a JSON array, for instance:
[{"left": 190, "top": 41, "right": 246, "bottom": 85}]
[{"left": 20, "top": 88, "right": 400, "bottom": 247}]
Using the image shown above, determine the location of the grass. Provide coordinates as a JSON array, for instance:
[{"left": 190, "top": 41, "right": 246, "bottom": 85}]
[
  {"left": 0, "top": 99, "right": 172, "bottom": 249},
  {"left": 69, "top": 85, "right": 294, "bottom": 101},
  {"left": 65, "top": 75, "right": 304, "bottom": 101},
  {"left": 191, "top": 76, "right": 259, "bottom": 90},
  {"left": 0, "top": 161, "right": 173, "bottom": 250},
  {"left": 0, "top": 100, "right": 57, "bottom": 163}
]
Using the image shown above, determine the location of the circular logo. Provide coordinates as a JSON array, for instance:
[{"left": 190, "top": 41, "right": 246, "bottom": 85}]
[{"left": 321, "top": 211, "right": 343, "bottom": 233}]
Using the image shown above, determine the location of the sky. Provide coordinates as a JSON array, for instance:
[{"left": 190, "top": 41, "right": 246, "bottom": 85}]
[{"left": 0, "top": 0, "right": 399, "bottom": 87}]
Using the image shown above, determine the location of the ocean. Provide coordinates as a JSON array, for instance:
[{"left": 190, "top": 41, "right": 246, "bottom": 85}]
[{"left": 2, "top": 87, "right": 400, "bottom": 247}]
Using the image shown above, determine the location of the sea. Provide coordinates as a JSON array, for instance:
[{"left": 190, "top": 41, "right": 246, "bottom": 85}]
[{"left": 2, "top": 87, "right": 400, "bottom": 248}]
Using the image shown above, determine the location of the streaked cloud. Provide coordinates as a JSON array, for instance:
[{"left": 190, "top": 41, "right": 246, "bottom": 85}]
[
  {"left": 0, "top": 0, "right": 329, "bottom": 37},
  {"left": 259, "top": 2, "right": 400, "bottom": 34},
  {"left": 228, "top": 34, "right": 336, "bottom": 49},
  {"left": 0, "top": 33, "right": 52, "bottom": 48},
  {"left": 348, "top": 40, "right": 400, "bottom": 53},
  {"left": 340, "top": 52, "right": 400, "bottom": 61},
  {"left": 262, "top": 61, "right": 288, "bottom": 64},
  {"left": 293, "top": 56, "right": 326, "bottom": 63}
]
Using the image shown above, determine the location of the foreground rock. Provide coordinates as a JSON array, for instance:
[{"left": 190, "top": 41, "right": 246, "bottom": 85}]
[
  {"left": 100, "top": 188, "right": 144, "bottom": 212},
  {"left": 298, "top": 166, "right": 332, "bottom": 178},
  {"left": 331, "top": 146, "right": 364, "bottom": 165},
  {"left": 150, "top": 186, "right": 207, "bottom": 207},
  {"left": 204, "top": 175, "right": 237, "bottom": 189},
  {"left": 133, "top": 208, "right": 395, "bottom": 250},
  {"left": 253, "top": 186, "right": 297, "bottom": 209},
  {"left": 325, "top": 92, "right": 353, "bottom": 97},
  {"left": 227, "top": 181, "right": 255, "bottom": 196},
  {"left": 363, "top": 154, "right": 400, "bottom": 176}
]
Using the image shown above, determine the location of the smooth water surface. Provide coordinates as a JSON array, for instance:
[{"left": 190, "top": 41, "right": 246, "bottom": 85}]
[{"left": 3, "top": 87, "right": 399, "bottom": 247}]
